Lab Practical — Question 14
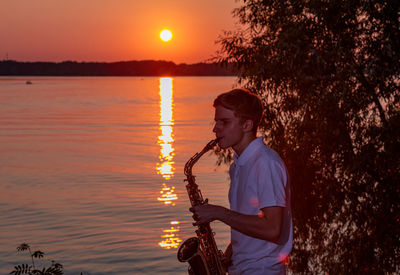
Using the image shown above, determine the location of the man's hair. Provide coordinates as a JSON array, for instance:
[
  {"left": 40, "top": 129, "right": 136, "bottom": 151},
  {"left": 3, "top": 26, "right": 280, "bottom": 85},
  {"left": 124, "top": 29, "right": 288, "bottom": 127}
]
[{"left": 213, "top": 88, "right": 264, "bottom": 133}]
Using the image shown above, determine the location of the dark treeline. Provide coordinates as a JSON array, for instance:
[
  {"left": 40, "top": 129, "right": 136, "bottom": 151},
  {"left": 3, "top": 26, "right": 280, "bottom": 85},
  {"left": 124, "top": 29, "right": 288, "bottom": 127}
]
[{"left": 0, "top": 60, "right": 234, "bottom": 76}]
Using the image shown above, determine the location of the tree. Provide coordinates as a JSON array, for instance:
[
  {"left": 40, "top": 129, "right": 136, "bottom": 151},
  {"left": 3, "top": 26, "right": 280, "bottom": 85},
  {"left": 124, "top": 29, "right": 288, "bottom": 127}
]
[
  {"left": 10, "top": 243, "right": 63, "bottom": 275},
  {"left": 217, "top": 0, "right": 400, "bottom": 273}
]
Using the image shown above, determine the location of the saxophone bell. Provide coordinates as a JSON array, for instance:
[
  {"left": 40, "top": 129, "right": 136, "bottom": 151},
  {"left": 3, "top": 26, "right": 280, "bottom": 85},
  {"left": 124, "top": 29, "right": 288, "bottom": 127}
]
[{"left": 177, "top": 237, "right": 210, "bottom": 275}]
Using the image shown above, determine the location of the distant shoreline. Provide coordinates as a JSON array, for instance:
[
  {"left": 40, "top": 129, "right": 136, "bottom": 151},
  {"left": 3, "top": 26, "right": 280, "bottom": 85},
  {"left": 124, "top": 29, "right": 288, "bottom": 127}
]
[{"left": 0, "top": 60, "right": 235, "bottom": 76}]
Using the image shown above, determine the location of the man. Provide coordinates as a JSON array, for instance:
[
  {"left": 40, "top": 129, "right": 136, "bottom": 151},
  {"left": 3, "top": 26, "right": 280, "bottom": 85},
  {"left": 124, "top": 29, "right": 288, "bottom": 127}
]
[{"left": 190, "top": 88, "right": 292, "bottom": 275}]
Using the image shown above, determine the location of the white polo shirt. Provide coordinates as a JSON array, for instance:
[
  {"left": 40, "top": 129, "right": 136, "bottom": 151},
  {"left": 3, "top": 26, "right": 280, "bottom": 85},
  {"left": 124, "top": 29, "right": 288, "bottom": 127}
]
[{"left": 228, "top": 137, "right": 292, "bottom": 275}]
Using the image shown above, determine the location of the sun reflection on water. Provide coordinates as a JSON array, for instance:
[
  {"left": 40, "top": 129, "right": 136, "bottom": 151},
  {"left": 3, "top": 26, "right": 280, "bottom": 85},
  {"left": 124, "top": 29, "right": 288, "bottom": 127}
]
[
  {"left": 156, "top": 77, "right": 182, "bottom": 249},
  {"left": 158, "top": 221, "right": 182, "bottom": 249},
  {"left": 157, "top": 77, "right": 175, "bottom": 181},
  {"left": 157, "top": 183, "right": 177, "bottom": 205}
]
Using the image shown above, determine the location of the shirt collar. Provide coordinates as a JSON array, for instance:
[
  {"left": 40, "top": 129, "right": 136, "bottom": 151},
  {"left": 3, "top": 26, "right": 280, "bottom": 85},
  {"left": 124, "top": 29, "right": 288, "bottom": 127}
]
[{"left": 233, "top": 136, "right": 264, "bottom": 166}]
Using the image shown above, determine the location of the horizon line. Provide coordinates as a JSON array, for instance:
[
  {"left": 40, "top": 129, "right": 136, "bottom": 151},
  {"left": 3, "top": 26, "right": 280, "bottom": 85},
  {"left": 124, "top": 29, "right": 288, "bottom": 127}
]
[{"left": 0, "top": 59, "right": 224, "bottom": 66}]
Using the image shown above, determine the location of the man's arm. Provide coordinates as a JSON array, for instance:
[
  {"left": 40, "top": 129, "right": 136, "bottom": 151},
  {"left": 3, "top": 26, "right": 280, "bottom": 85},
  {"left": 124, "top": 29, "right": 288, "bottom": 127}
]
[{"left": 190, "top": 203, "right": 283, "bottom": 243}]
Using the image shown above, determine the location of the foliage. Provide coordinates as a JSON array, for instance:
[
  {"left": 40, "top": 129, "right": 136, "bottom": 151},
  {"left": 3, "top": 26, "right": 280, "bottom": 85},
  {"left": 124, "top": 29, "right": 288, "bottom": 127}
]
[
  {"left": 10, "top": 243, "right": 63, "bottom": 275},
  {"left": 217, "top": 0, "right": 400, "bottom": 273}
]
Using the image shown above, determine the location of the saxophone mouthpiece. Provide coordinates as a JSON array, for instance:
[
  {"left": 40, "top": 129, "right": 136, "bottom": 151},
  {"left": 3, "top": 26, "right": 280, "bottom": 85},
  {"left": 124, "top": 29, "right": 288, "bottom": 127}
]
[
  {"left": 209, "top": 138, "right": 219, "bottom": 148},
  {"left": 201, "top": 139, "right": 218, "bottom": 152}
]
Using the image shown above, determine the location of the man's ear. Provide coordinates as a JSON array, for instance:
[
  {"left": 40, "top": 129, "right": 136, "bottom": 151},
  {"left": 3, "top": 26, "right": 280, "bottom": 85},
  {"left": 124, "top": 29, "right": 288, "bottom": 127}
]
[{"left": 242, "top": 119, "right": 254, "bottom": 132}]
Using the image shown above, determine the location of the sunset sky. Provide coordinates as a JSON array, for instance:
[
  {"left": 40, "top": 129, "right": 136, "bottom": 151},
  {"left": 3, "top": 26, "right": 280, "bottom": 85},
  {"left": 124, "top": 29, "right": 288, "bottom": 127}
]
[{"left": 0, "top": 0, "right": 241, "bottom": 64}]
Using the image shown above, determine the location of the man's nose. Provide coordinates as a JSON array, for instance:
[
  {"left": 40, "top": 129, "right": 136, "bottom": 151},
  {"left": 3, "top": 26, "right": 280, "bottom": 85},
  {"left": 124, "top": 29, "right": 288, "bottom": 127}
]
[{"left": 213, "top": 123, "right": 218, "bottom": 133}]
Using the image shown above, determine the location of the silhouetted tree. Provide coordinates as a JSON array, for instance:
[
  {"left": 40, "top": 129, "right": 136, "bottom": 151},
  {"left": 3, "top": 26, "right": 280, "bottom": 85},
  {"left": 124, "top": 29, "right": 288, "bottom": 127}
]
[
  {"left": 217, "top": 0, "right": 399, "bottom": 273},
  {"left": 10, "top": 243, "right": 63, "bottom": 275}
]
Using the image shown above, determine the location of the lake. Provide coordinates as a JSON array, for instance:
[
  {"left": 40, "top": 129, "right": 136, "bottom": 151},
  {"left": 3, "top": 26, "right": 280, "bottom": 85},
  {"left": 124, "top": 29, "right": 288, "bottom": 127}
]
[{"left": 0, "top": 76, "right": 236, "bottom": 274}]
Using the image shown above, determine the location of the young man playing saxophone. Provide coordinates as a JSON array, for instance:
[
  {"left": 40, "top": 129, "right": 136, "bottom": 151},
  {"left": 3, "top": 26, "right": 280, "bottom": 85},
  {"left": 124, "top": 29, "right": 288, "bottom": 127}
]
[{"left": 190, "top": 88, "right": 292, "bottom": 275}]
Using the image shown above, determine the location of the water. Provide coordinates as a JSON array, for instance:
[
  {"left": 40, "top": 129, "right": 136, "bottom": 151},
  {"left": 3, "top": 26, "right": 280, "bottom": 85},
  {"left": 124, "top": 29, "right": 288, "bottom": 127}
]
[{"left": 0, "top": 76, "right": 236, "bottom": 274}]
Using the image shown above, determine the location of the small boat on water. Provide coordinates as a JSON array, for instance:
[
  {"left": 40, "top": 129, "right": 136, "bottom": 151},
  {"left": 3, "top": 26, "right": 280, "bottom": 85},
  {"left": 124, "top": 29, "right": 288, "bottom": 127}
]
[{"left": 26, "top": 80, "right": 32, "bottom": 85}]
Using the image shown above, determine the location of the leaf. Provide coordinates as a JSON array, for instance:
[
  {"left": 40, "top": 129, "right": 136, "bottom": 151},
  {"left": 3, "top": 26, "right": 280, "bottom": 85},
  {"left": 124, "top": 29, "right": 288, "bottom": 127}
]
[
  {"left": 52, "top": 263, "right": 63, "bottom": 269},
  {"left": 32, "top": 251, "right": 44, "bottom": 259},
  {"left": 17, "top": 243, "right": 30, "bottom": 252},
  {"left": 43, "top": 266, "right": 63, "bottom": 275},
  {"left": 30, "top": 269, "right": 43, "bottom": 275},
  {"left": 9, "top": 264, "right": 31, "bottom": 275}
]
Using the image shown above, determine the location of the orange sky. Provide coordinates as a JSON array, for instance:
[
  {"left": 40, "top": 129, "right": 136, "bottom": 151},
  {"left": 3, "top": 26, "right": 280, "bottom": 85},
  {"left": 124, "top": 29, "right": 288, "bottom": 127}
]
[{"left": 0, "top": 0, "right": 241, "bottom": 64}]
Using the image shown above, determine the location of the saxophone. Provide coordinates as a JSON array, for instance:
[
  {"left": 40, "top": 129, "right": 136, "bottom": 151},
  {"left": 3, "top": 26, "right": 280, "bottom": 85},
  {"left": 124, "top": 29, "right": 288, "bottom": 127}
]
[{"left": 177, "top": 139, "right": 226, "bottom": 275}]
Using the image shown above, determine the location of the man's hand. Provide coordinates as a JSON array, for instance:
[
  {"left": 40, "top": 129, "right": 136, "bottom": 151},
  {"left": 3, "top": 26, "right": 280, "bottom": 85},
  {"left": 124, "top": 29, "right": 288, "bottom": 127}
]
[
  {"left": 222, "top": 243, "right": 233, "bottom": 268},
  {"left": 189, "top": 199, "right": 225, "bottom": 226}
]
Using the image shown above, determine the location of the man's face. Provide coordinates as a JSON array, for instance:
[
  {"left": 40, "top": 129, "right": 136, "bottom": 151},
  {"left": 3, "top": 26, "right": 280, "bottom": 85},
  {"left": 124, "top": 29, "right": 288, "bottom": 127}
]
[{"left": 213, "top": 105, "right": 245, "bottom": 150}]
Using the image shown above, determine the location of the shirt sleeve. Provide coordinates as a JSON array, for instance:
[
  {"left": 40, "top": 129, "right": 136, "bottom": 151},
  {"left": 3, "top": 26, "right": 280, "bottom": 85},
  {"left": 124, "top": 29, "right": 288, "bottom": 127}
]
[{"left": 257, "top": 159, "right": 288, "bottom": 209}]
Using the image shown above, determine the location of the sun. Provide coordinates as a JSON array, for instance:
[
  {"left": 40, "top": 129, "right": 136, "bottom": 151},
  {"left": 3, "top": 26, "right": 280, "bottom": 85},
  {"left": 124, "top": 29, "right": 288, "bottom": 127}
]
[{"left": 160, "top": 29, "right": 173, "bottom": 42}]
